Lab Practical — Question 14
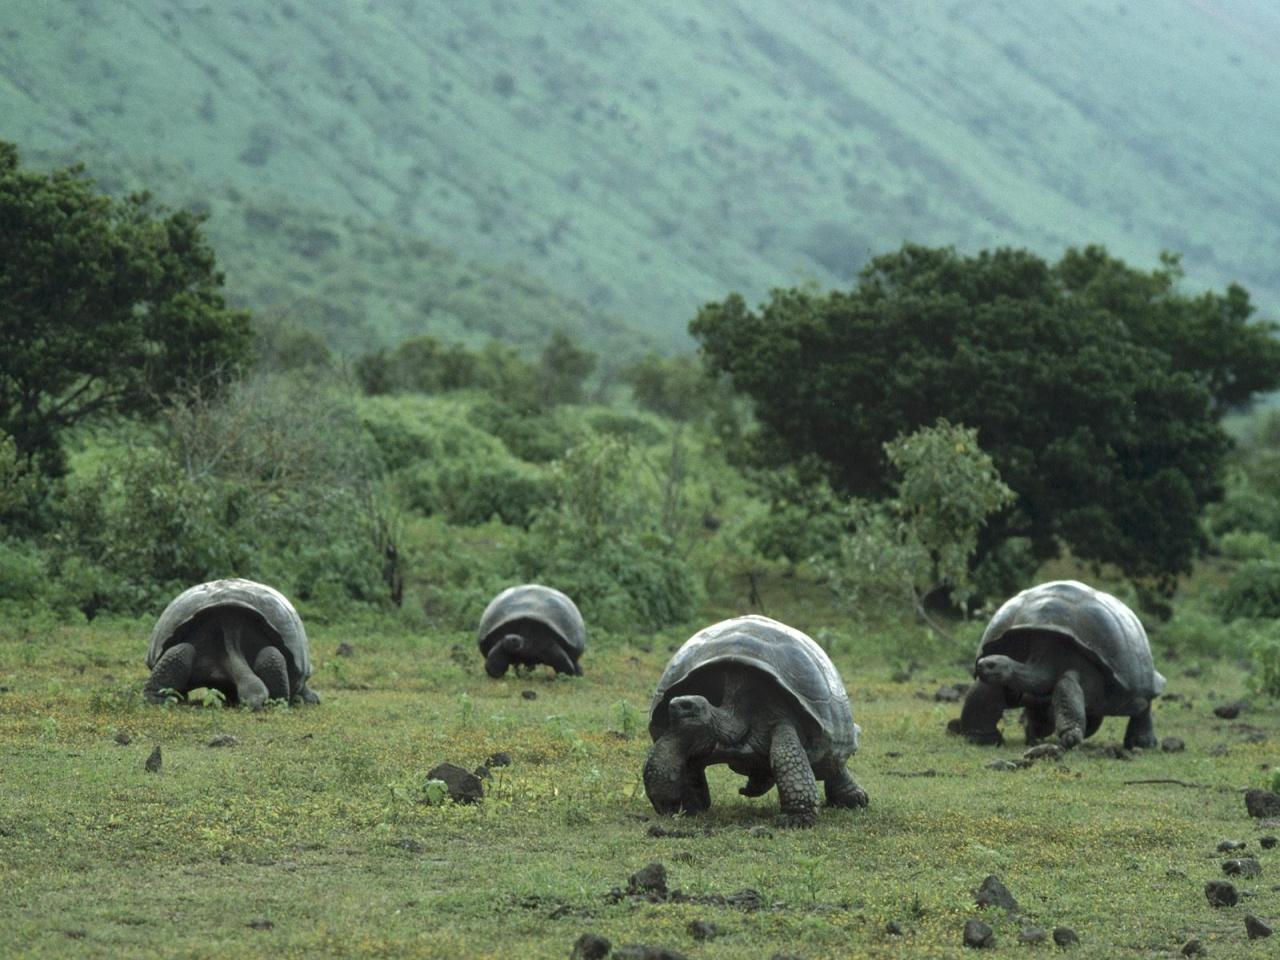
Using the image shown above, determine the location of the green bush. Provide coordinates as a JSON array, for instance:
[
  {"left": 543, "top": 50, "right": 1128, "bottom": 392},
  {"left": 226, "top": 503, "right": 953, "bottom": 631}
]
[
  {"left": 1215, "top": 560, "right": 1280, "bottom": 621},
  {"left": 403, "top": 457, "right": 551, "bottom": 528},
  {"left": 1217, "top": 530, "right": 1280, "bottom": 562},
  {"left": 467, "top": 398, "right": 577, "bottom": 463},
  {"left": 1248, "top": 625, "right": 1280, "bottom": 699}
]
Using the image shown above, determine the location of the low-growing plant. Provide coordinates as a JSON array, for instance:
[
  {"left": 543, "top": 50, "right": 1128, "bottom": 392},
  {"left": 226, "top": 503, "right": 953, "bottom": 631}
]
[{"left": 1215, "top": 559, "right": 1280, "bottom": 621}]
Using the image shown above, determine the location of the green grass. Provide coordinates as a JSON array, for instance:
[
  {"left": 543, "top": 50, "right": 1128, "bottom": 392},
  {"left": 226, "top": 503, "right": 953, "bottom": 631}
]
[{"left": 1, "top": 614, "right": 1277, "bottom": 958}]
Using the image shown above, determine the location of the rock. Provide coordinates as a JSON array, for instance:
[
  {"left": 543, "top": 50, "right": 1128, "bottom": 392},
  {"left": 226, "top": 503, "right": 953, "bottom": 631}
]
[
  {"left": 1246, "top": 789, "right": 1280, "bottom": 819},
  {"left": 1244, "top": 914, "right": 1273, "bottom": 939},
  {"left": 985, "top": 759, "right": 1022, "bottom": 772},
  {"left": 886, "top": 920, "right": 905, "bottom": 936},
  {"left": 1205, "top": 879, "right": 1239, "bottom": 907},
  {"left": 946, "top": 718, "right": 964, "bottom": 736},
  {"left": 628, "top": 862, "right": 668, "bottom": 896},
  {"left": 246, "top": 917, "right": 274, "bottom": 931},
  {"left": 1161, "top": 736, "right": 1186, "bottom": 753},
  {"left": 974, "top": 874, "right": 1020, "bottom": 913},
  {"left": 63, "top": 930, "right": 86, "bottom": 940},
  {"left": 425, "top": 762, "right": 484, "bottom": 804},
  {"left": 687, "top": 920, "right": 718, "bottom": 941},
  {"left": 613, "top": 945, "right": 688, "bottom": 960},
  {"left": 113, "top": 730, "right": 132, "bottom": 746},
  {"left": 935, "top": 683, "right": 969, "bottom": 702},
  {"left": 1018, "top": 927, "right": 1048, "bottom": 944},
  {"left": 1261, "top": 835, "right": 1277, "bottom": 849},
  {"left": 144, "top": 745, "right": 162, "bottom": 774},
  {"left": 1180, "top": 937, "right": 1204, "bottom": 956},
  {"left": 1052, "top": 926, "right": 1079, "bottom": 947},
  {"left": 1214, "top": 700, "right": 1248, "bottom": 719},
  {"left": 647, "top": 824, "right": 695, "bottom": 839},
  {"left": 1223, "top": 857, "right": 1262, "bottom": 878},
  {"left": 486, "top": 751, "right": 513, "bottom": 768},
  {"left": 963, "top": 918, "right": 995, "bottom": 949},
  {"left": 1208, "top": 743, "right": 1230, "bottom": 757},
  {"left": 335, "top": 642, "right": 355, "bottom": 657},
  {"left": 207, "top": 734, "right": 238, "bottom": 748},
  {"left": 473, "top": 765, "right": 490, "bottom": 780},
  {"left": 521, "top": 689, "right": 538, "bottom": 700},
  {"left": 1023, "top": 743, "right": 1065, "bottom": 762},
  {"left": 748, "top": 825, "right": 774, "bottom": 839},
  {"left": 1217, "top": 839, "right": 1246, "bottom": 853},
  {"left": 1101, "top": 745, "right": 1132, "bottom": 760},
  {"left": 570, "top": 932, "right": 612, "bottom": 960}
]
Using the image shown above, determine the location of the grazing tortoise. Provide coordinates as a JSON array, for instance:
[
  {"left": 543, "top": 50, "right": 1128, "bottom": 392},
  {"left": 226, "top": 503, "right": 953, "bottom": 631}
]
[
  {"left": 958, "top": 580, "right": 1165, "bottom": 749},
  {"left": 144, "top": 579, "right": 318, "bottom": 708},
  {"left": 643, "top": 615, "right": 867, "bottom": 828},
  {"left": 477, "top": 584, "right": 585, "bottom": 678}
]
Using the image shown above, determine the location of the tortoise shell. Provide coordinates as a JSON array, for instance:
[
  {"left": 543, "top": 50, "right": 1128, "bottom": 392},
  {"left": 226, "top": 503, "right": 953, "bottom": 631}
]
[
  {"left": 146, "top": 578, "right": 312, "bottom": 689},
  {"left": 648, "top": 615, "right": 859, "bottom": 758},
  {"left": 477, "top": 584, "right": 586, "bottom": 660},
  {"left": 978, "top": 580, "right": 1166, "bottom": 709}
]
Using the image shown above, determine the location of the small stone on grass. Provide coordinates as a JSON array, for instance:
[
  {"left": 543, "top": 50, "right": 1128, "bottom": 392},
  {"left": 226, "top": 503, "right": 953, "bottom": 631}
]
[
  {"left": 144, "top": 745, "right": 162, "bottom": 774},
  {"left": 1018, "top": 927, "right": 1047, "bottom": 944},
  {"left": 570, "top": 932, "right": 611, "bottom": 960},
  {"left": 1244, "top": 914, "right": 1273, "bottom": 939},
  {"left": 687, "top": 920, "right": 718, "bottom": 941},
  {"left": 1180, "top": 937, "right": 1204, "bottom": 956},
  {"left": 207, "top": 734, "right": 238, "bottom": 748},
  {"left": 1052, "top": 926, "right": 1079, "bottom": 947},
  {"left": 1245, "top": 789, "right": 1280, "bottom": 819},
  {"left": 974, "top": 874, "right": 1019, "bottom": 913},
  {"left": 628, "top": 862, "right": 668, "bottom": 896},
  {"left": 1161, "top": 736, "right": 1186, "bottom": 752},
  {"left": 1205, "top": 879, "right": 1239, "bottom": 907},
  {"left": 963, "top": 918, "right": 995, "bottom": 949},
  {"left": 1222, "top": 857, "right": 1261, "bottom": 878}
]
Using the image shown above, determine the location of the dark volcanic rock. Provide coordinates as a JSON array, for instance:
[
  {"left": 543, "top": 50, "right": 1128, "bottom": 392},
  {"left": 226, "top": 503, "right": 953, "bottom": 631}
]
[
  {"left": 1018, "top": 927, "right": 1048, "bottom": 944},
  {"left": 1205, "top": 879, "right": 1239, "bottom": 907},
  {"left": 687, "top": 920, "right": 718, "bottom": 941},
  {"left": 335, "top": 642, "right": 355, "bottom": 657},
  {"left": 885, "top": 920, "right": 905, "bottom": 936},
  {"left": 1261, "top": 835, "right": 1278, "bottom": 849},
  {"left": 1161, "top": 736, "right": 1186, "bottom": 753},
  {"left": 207, "top": 734, "right": 238, "bottom": 748},
  {"left": 113, "top": 730, "right": 132, "bottom": 746},
  {"left": 1214, "top": 700, "right": 1248, "bottom": 719},
  {"left": 1023, "top": 743, "right": 1065, "bottom": 762},
  {"left": 1052, "top": 926, "right": 1079, "bottom": 947},
  {"left": 571, "top": 932, "right": 612, "bottom": 960},
  {"left": 144, "top": 745, "right": 162, "bottom": 774},
  {"left": 521, "top": 689, "right": 538, "bottom": 700},
  {"left": 425, "top": 762, "right": 484, "bottom": 803},
  {"left": 1222, "top": 857, "right": 1262, "bottom": 878},
  {"left": 614, "top": 945, "right": 688, "bottom": 960},
  {"left": 1246, "top": 789, "right": 1280, "bottom": 819},
  {"left": 486, "top": 751, "right": 513, "bottom": 768},
  {"left": 628, "top": 862, "right": 668, "bottom": 896},
  {"left": 974, "top": 874, "right": 1020, "bottom": 913},
  {"left": 1245, "top": 914, "right": 1273, "bottom": 939},
  {"left": 1217, "top": 839, "right": 1246, "bottom": 853},
  {"left": 963, "top": 918, "right": 995, "bottom": 949},
  {"left": 1180, "top": 938, "right": 1204, "bottom": 956},
  {"left": 247, "top": 917, "right": 274, "bottom": 931}
]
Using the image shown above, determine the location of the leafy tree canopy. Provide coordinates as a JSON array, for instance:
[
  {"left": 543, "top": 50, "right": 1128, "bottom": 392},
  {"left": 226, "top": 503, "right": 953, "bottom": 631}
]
[
  {"left": 0, "top": 142, "right": 251, "bottom": 475},
  {"left": 691, "top": 244, "right": 1280, "bottom": 586}
]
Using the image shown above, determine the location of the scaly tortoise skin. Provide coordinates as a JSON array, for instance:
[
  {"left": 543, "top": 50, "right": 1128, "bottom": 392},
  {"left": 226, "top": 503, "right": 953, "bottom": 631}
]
[
  {"left": 643, "top": 615, "right": 867, "bottom": 828},
  {"left": 958, "top": 580, "right": 1165, "bottom": 749},
  {"left": 145, "top": 579, "right": 319, "bottom": 708},
  {"left": 477, "top": 584, "right": 585, "bottom": 677}
]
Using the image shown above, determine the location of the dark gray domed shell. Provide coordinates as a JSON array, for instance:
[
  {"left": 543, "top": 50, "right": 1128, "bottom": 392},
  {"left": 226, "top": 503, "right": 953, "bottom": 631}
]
[
  {"left": 477, "top": 584, "right": 585, "bottom": 659},
  {"left": 146, "top": 579, "right": 312, "bottom": 685},
  {"left": 648, "top": 615, "right": 859, "bottom": 757},
  {"left": 979, "top": 580, "right": 1165, "bottom": 707}
]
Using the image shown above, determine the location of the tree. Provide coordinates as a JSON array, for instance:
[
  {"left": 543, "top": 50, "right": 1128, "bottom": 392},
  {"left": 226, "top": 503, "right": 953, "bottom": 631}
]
[
  {"left": 0, "top": 142, "right": 251, "bottom": 475},
  {"left": 691, "top": 244, "right": 1280, "bottom": 587},
  {"left": 537, "top": 329, "right": 596, "bottom": 407}
]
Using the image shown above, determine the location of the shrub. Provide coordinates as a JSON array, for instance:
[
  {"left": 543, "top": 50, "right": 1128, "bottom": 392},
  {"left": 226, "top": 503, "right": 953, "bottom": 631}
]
[{"left": 1215, "top": 560, "right": 1280, "bottom": 621}]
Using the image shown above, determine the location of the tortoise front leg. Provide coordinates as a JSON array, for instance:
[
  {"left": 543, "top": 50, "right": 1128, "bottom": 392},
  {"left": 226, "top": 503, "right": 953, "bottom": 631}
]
[
  {"left": 1052, "top": 670, "right": 1087, "bottom": 749},
  {"left": 484, "top": 636, "right": 517, "bottom": 678},
  {"left": 538, "top": 642, "right": 579, "bottom": 677},
  {"left": 769, "top": 721, "right": 819, "bottom": 828},
  {"left": 820, "top": 762, "right": 869, "bottom": 809},
  {"left": 145, "top": 642, "right": 195, "bottom": 703},
  {"left": 253, "top": 646, "right": 291, "bottom": 702},
  {"left": 1123, "top": 704, "right": 1156, "bottom": 750},
  {"left": 958, "top": 680, "right": 1007, "bottom": 746},
  {"left": 644, "top": 732, "right": 699, "bottom": 815}
]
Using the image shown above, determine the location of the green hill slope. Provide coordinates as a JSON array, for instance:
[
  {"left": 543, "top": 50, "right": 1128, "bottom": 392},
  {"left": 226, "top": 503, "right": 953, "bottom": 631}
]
[{"left": 4, "top": 1, "right": 1278, "bottom": 350}]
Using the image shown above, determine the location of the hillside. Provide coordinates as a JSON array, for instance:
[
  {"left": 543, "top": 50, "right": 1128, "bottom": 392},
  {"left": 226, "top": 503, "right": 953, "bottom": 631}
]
[{"left": 4, "top": 0, "right": 1279, "bottom": 351}]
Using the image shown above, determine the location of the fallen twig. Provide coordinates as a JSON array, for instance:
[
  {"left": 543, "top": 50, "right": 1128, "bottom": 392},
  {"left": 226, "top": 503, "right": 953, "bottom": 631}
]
[{"left": 1122, "top": 778, "right": 1209, "bottom": 789}]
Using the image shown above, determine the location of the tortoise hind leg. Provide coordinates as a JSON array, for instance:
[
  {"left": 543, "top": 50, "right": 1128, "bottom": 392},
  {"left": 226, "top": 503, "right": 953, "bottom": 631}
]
[
  {"left": 145, "top": 642, "right": 196, "bottom": 703},
  {"left": 253, "top": 646, "right": 291, "bottom": 702},
  {"left": 958, "top": 680, "right": 1007, "bottom": 746},
  {"left": 770, "top": 721, "right": 819, "bottom": 828},
  {"left": 538, "top": 641, "right": 578, "bottom": 677},
  {"left": 1123, "top": 705, "right": 1156, "bottom": 749}
]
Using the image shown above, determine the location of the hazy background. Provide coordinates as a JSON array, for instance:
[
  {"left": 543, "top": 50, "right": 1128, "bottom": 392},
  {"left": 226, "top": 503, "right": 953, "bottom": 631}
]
[{"left": 4, "top": 0, "right": 1277, "bottom": 356}]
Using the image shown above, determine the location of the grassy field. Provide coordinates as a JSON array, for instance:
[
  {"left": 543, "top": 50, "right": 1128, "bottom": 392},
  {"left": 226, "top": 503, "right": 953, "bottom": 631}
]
[{"left": 0, "top": 611, "right": 1276, "bottom": 959}]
